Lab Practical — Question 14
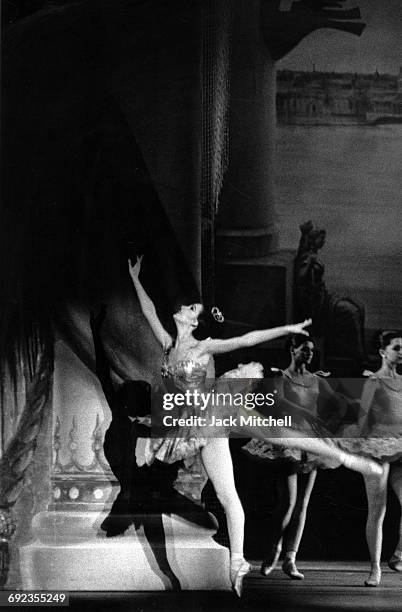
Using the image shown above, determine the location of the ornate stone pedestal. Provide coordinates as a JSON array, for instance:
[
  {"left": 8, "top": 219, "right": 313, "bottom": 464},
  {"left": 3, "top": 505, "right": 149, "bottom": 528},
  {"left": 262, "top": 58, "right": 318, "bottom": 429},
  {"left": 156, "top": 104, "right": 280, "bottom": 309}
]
[
  {"left": 18, "top": 340, "right": 230, "bottom": 592},
  {"left": 20, "top": 511, "right": 230, "bottom": 591}
]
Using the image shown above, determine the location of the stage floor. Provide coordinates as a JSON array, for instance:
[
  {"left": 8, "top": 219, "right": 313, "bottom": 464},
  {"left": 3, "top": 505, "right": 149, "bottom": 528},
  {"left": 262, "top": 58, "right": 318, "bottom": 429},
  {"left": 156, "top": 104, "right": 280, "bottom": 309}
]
[{"left": 60, "top": 562, "right": 402, "bottom": 612}]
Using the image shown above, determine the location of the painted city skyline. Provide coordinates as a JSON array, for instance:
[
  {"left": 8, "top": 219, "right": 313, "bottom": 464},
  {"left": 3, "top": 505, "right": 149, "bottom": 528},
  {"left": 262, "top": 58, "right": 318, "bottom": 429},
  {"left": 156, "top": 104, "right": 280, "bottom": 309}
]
[{"left": 276, "top": 66, "right": 402, "bottom": 125}]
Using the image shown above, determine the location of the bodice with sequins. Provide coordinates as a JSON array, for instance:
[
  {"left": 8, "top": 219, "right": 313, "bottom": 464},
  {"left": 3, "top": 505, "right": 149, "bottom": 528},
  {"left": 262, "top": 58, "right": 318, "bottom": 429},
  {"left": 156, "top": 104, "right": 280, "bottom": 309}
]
[
  {"left": 164, "top": 360, "right": 208, "bottom": 391},
  {"left": 162, "top": 348, "right": 208, "bottom": 391}
]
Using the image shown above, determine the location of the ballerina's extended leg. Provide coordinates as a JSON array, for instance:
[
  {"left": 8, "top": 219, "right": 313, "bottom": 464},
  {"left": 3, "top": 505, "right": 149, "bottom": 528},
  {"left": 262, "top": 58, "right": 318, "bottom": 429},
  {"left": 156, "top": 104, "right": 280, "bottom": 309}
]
[{"left": 238, "top": 407, "right": 383, "bottom": 478}]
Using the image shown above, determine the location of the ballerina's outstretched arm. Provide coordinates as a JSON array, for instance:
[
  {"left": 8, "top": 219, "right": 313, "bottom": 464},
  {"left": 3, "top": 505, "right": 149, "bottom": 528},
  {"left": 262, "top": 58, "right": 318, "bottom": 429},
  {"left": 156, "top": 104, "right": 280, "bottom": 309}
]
[
  {"left": 128, "top": 256, "right": 172, "bottom": 350},
  {"left": 199, "top": 319, "right": 312, "bottom": 355}
]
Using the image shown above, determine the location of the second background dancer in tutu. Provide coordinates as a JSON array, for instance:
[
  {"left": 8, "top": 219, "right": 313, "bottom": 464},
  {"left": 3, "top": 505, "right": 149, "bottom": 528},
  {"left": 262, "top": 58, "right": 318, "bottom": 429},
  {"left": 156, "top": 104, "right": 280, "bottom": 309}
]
[
  {"left": 243, "top": 335, "right": 348, "bottom": 580},
  {"left": 339, "top": 331, "right": 402, "bottom": 586}
]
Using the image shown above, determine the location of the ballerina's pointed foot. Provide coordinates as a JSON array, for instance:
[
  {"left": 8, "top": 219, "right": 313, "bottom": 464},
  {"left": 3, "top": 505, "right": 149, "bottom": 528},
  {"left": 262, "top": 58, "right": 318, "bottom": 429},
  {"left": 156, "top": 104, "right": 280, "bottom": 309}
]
[
  {"left": 388, "top": 553, "right": 402, "bottom": 572},
  {"left": 364, "top": 566, "right": 381, "bottom": 587},
  {"left": 282, "top": 559, "right": 304, "bottom": 580},
  {"left": 261, "top": 548, "right": 281, "bottom": 576},
  {"left": 340, "top": 452, "right": 383, "bottom": 477},
  {"left": 230, "top": 559, "right": 251, "bottom": 597}
]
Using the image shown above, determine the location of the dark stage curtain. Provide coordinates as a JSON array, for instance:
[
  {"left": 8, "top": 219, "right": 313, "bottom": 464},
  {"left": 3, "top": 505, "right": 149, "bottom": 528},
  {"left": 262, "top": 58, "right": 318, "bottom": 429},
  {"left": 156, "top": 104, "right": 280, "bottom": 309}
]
[{"left": 1, "top": 0, "right": 205, "bottom": 434}]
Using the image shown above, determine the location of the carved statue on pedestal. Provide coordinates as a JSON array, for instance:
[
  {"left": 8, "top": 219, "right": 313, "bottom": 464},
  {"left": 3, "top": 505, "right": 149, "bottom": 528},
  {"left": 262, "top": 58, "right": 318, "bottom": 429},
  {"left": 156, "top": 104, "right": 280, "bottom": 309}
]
[{"left": 294, "top": 221, "right": 366, "bottom": 373}]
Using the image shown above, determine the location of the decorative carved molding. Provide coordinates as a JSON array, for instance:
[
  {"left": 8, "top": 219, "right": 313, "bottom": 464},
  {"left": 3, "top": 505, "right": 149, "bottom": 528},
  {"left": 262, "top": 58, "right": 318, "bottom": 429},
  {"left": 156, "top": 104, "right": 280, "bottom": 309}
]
[
  {"left": 53, "top": 415, "right": 110, "bottom": 475},
  {"left": 51, "top": 415, "right": 207, "bottom": 507},
  {"left": 51, "top": 415, "right": 116, "bottom": 511}
]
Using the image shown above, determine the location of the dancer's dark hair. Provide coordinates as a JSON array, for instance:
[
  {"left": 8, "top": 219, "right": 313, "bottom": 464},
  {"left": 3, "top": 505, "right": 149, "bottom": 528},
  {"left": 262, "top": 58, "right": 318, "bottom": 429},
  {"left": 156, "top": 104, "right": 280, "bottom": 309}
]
[
  {"left": 285, "top": 334, "right": 314, "bottom": 352},
  {"left": 377, "top": 330, "right": 402, "bottom": 350}
]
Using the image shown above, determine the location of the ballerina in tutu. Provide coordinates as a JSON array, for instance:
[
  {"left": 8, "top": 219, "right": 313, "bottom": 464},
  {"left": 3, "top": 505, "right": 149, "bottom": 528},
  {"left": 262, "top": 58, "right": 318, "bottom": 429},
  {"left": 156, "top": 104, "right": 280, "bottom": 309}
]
[
  {"left": 339, "top": 331, "right": 402, "bottom": 587},
  {"left": 243, "top": 335, "right": 349, "bottom": 580},
  {"left": 129, "top": 256, "right": 383, "bottom": 596}
]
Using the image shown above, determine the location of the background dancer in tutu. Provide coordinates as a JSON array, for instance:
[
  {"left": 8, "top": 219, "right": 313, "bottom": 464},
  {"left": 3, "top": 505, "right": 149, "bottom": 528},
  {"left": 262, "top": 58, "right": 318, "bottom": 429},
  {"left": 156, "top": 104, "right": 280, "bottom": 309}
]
[
  {"left": 243, "top": 335, "right": 349, "bottom": 580},
  {"left": 129, "top": 256, "right": 383, "bottom": 596},
  {"left": 339, "top": 331, "right": 402, "bottom": 586}
]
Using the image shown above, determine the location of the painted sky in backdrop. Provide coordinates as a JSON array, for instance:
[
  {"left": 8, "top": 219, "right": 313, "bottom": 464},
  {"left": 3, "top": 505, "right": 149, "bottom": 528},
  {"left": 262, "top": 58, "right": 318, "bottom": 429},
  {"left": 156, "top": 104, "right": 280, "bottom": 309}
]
[{"left": 278, "top": 0, "right": 402, "bottom": 74}]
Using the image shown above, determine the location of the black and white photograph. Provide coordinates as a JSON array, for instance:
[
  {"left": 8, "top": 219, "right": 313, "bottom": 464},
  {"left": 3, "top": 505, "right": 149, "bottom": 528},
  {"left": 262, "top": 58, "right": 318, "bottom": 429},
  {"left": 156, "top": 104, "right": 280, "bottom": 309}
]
[{"left": 1, "top": 1, "right": 401, "bottom": 611}]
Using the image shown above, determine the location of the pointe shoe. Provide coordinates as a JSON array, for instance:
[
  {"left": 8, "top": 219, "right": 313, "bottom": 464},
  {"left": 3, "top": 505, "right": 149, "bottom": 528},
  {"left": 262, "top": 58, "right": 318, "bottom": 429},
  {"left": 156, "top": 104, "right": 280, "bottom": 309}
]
[
  {"left": 364, "top": 566, "right": 381, "bottom": 587},
  {"left": 261, "top": 548, "right": 281, "bottom": 576},
  {"left": 388, "top": 553, "right": 402, "bottom": 572},
  {"left": 340, "top": 452, "right": 383, "bottom": 477},
  {"left": 282, "top": 559, "right": 304, "bottom": 580},
  {"left": 230, "top": 558, "right": 251, "bottom": 597}
]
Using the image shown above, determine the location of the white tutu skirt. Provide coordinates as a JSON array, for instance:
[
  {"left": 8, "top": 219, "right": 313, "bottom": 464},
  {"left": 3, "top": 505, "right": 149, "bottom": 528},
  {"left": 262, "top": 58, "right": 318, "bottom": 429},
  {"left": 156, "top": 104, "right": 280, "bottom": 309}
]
[
  {"left": 242, "top": 434, "right": 341, "bottom": 473},
  {"left": 337, "top": 423, "right": 402, "bottom": 464}
]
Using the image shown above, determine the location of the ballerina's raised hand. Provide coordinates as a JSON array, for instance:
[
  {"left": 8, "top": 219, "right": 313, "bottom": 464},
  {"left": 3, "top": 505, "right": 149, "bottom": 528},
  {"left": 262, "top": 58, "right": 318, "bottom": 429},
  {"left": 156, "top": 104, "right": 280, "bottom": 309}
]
[
  {"left": 286, "top": 319, "right": 312, "bottom": 336},
  {"left": 128, "top": 254, "right": 143, "bottom": 281}
]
